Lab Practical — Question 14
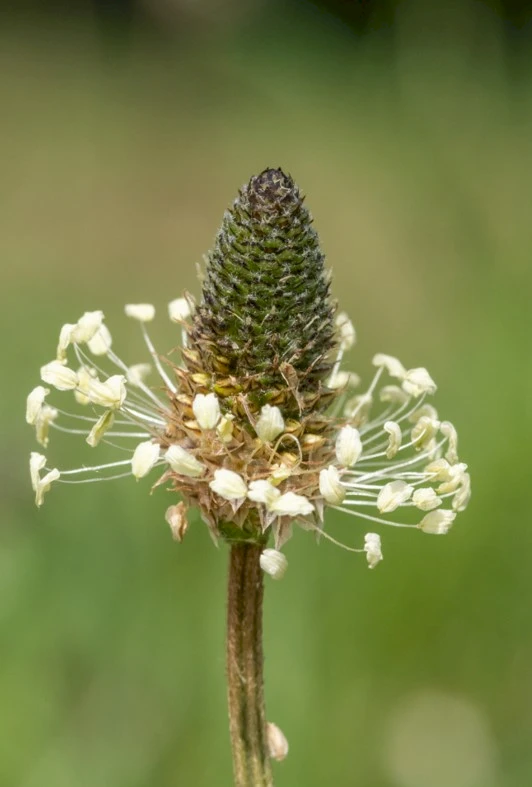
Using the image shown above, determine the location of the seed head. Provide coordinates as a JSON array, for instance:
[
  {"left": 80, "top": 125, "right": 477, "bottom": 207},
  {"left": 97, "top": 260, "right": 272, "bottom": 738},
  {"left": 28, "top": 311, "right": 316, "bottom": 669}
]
[{"left": 26, "top": 168, "right": 471, "bottom": 569}]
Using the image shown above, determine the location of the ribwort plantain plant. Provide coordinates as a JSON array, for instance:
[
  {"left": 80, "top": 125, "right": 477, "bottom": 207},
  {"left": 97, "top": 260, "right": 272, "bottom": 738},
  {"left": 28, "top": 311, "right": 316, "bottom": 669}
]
[{"left": 27, "top": 169, "right": 470, "bottom": 786}]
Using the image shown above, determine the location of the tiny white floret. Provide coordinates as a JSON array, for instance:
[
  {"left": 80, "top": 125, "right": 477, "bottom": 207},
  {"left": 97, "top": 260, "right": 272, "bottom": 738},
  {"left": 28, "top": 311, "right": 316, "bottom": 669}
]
[
  {"left": 255, "top": 405, "right": 285, "bottom": 443},
  {"left": 268, "top": 491, "right": 314, "bottom": 517},
  {"left": 419, "top": 509, "right": 456, "bottom": 534},
  {"left": 192, "top": 393, "right": 221, "bottom": 430},
  {"left": 319, "top": 465, "right": 345, "bottom": 505},
  {"left": 335, "top": 424, "right": 362, "bottom": 467},
  {"left": 131, "top": 440, "right": 160, "bottom": 479},
  {"left": 209, "top": 468, "right": 247, "bottom": 500},
  {"left": 260, "top": 549, "right": 288, "bottom": 580},
  {"left": 247, "top": 480, "right": 281, "bottom": 507},
  {"left": 165, "top": 445, "right": 205, "bottom": 478},
  {"left": 377, "top": 480, "right": 413, "bottom": 513},
  {"left": 125, "top": 303, "right": 155, "bottom": 322},
  {"left": 216, "top": 414, "right": 234, "bottom": 444},
  {"left": 40, "top": 361, "right": 78, "bottom": 391},
  {"left": 364, "top": 532, "right": 383, "bottom": 569}
]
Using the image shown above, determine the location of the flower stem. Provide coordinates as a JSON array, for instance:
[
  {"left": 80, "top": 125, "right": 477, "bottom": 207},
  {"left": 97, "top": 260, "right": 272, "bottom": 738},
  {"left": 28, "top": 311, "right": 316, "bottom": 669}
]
[{"left": 226, "top": 542, "right": 273, "bottom": 787}]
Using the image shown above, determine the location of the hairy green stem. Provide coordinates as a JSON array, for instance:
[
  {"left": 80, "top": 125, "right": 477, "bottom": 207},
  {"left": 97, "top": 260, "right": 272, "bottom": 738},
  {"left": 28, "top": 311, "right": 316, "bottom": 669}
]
[{"left": 226, "top": 543, "right": 273, "bottom": 787}]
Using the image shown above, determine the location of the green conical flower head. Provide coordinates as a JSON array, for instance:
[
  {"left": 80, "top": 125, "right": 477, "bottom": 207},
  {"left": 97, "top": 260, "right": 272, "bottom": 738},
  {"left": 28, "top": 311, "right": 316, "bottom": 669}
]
[{"left": 190, "top": 168, "right": 336, "bottom": 407}]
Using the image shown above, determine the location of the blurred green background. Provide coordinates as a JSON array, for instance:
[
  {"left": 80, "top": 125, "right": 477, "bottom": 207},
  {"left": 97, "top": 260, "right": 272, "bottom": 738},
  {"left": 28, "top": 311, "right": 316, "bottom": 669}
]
[{"left": 2, "top": 1, "right": 530, "bottom": 785}]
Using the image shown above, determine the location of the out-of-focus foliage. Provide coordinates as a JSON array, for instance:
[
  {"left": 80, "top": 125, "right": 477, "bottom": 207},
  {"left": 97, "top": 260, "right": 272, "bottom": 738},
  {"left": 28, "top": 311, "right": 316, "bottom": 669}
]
[{"left": 1, "top": 2, "right": 530, "bottom": 785}]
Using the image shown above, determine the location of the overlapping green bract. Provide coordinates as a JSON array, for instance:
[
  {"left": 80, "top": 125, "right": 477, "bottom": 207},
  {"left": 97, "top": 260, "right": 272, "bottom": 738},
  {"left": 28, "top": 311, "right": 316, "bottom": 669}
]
[{"left": 191, "top": 169, "right": 336, "bottom": 398}]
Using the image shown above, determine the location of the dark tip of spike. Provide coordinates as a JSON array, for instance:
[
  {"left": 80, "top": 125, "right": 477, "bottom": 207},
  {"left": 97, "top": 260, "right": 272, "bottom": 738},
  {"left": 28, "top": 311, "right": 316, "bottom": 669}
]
[{"left": 248, "top": 168, "right": 296, "bottom": 206}]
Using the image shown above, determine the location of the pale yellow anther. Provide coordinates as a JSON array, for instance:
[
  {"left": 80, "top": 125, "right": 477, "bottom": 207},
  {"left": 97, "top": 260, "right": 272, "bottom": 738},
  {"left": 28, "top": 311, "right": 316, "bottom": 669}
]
[
  {"left": 440, "top": 421, "right": 459, "bottom": 465},
  {"left": 335, "top": 425, "right": 362, "bottom": 467},
  {"left": 87, "top": 324, "right": 112, "bottom": 355},
  {"left": 364, "top": 532, "right": 383, "bottom": 568},
  {"left": 260, "top": 549, "right": 288, "bottom": 580},
  {"left": 26, "top": 386, "right": 49, "bottom": 425},
  {"left": 402, "top": 367, "right": 437, "bottom": 397},
  {"left": 192, "top": 393, "right": 221, "bottom": 430},
  {"left": 412, "top": 487, "right": 442, "bottom": 511},
  {"left": 86, "top": 410, "right": 115, "bottom": 447},
  {"left": 40, "top": 361, "right": 78, "bottom": 391},
  {"left": 165, "top": 445, "right": 205, "bottom": 478},
  {"left": 255, "top": 405, "right": 285, "bottom": 443},
  {"left": 411, "top": 416, "right": 441, "bottom": 451},
  {"left": 124, "top": 303, "right": 155, "bottom": 322},
  {"left": 247, "top": 480, "right": 281, "bottom": 507},
  {"left": 372, "top": 353, "right": 406, "bottom": 379},
  {"left": 127, "top": 363, "right": 152, "bottom": 387},
  {"left": 419, "top": 509, "right": 456, "bottom": 534},
  {"left": 87, "top": 375, "right": 126, "bottom": 409},
  {"left": 335, "top": 312, "right": 356, "bottom": 351},
  {"left": 168, "top": 297, "right": 192, "bottom": 322},
  {"left": 268, "top": 491, "right": 314, "bottom": 517},
  {"left": 131, "top": 440, "right": 160, "bottom": 479},
  {"left": 377, "top": 480, "right": 413, "bottom": 513},
  {"left": 384, "top": 421, "right": 402, "bottom": 459},
  {"left": 209, "top": 468, "right": 247, "bottom": 500},
  {"left": 319, "top": 465, "right": 345, "bottom": 505}
]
